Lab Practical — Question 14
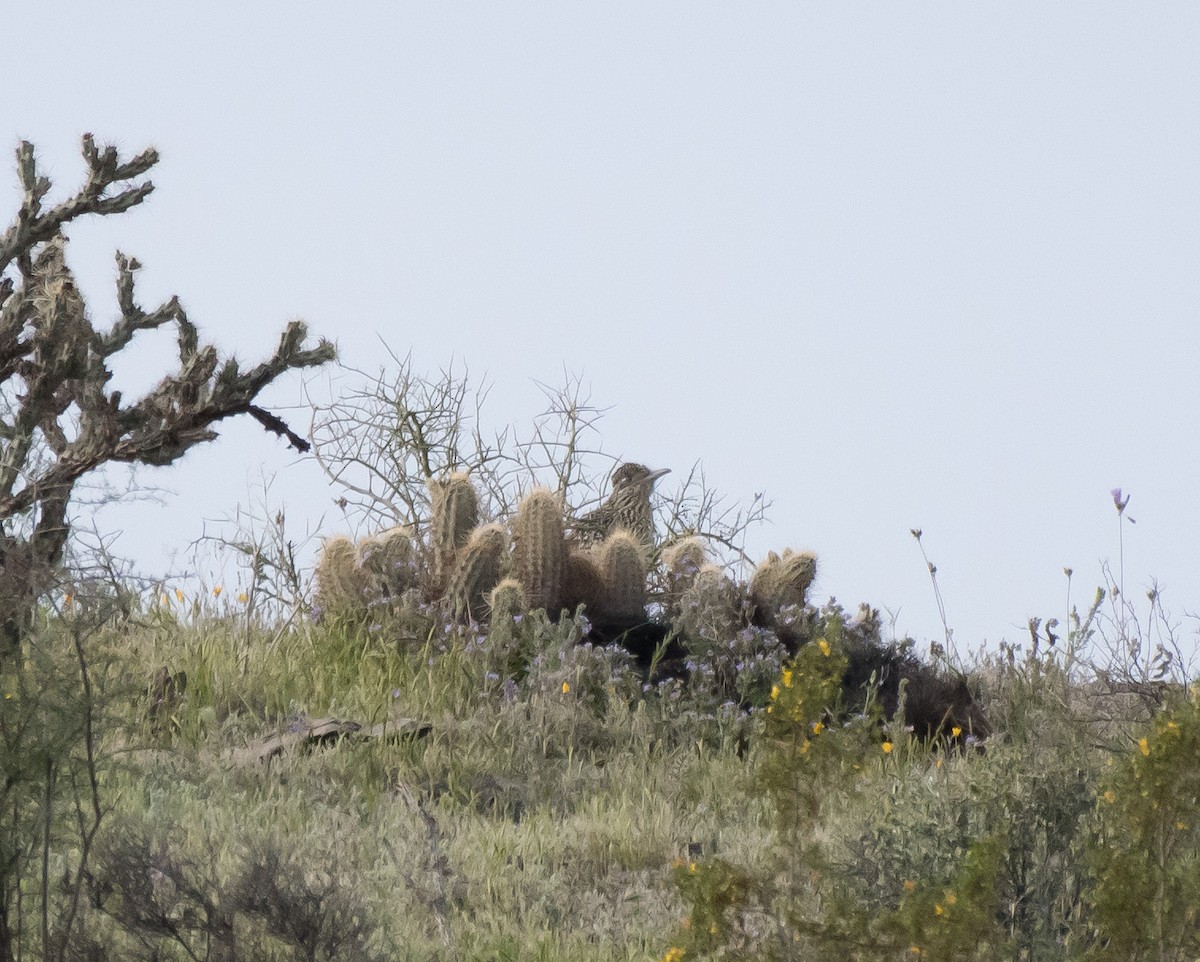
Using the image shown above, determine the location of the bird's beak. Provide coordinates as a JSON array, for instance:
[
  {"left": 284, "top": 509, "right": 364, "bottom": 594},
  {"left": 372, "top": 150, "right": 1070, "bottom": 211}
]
[{"left": 646, "top": 468, "right": 671, "bottom": 484}]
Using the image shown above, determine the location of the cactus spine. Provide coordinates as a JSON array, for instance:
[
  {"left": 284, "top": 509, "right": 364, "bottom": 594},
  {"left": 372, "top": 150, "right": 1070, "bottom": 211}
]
[
  {"left": 598, "top": 530, "right": 647, "bottom": 622},
  {"left": 511, "top": 488, "right": 565, "bottom": 614},
  {"left": 429, "top": 472, "right": 479, "bottom": 590},
  {"left": 446, "top": 523, "right": 508, "bottom": 622}
]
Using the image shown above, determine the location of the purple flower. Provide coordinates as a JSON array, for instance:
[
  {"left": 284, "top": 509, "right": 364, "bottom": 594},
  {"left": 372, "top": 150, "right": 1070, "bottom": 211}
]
[{"left": 1111, "top": 488, "right": 1129, "bottom": 514}]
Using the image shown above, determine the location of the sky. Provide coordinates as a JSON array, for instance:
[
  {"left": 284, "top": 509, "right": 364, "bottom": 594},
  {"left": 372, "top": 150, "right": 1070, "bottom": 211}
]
[{"left": 5, "top": 4, "right": 1200, "bottom": 659}]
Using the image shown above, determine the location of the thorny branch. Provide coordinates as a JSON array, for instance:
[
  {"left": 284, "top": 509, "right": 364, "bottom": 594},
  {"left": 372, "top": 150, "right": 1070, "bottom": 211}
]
[{"left": 0, "top": 135, "right": 335, "bottom": 652}]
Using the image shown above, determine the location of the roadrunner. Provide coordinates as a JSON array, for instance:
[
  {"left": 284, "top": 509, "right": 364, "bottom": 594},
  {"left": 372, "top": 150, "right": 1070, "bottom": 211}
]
[{"left": 570, "top": 462, "right": 670, "bottom": 547}]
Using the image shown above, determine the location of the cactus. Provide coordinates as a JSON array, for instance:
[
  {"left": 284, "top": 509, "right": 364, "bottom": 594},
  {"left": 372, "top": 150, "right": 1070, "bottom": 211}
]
[
  {"left": 674, "top": 562, "right": 744, "bottom": 644},
  {"left": 598, "top": 530, "right": 647, "bottom": 622},
  {"left": 748, "top": 549, "right": 818, "bottom": 649},
  {"left": 749, "top": 548, "right": 817, "bottom": 612},
  {"left": 660, "top": 536, "right": 707, "bottom": 618},
  {"left": 314, "top": 535, "right": 368, "bottom": 613},
  {"left": 488, "top": 577, "right": 528, "bottom": 626},
  {"left": 511, "top": 488, "right": 565, "bottom": 614},
  {"left": 485, "top": 577, "right": 529, "bottom": 679},
  {"left": 560, "top": 550, "right": 605, "bottom": 616},
  {"left": 357, "top": 526, "right": 415, "bottom": 598},
  {"left": 429, "top": 472, "right": 479, "bottom": 590},
  {"left": 446, "top": 523, "right": 508, "bottom": 622},
  {"left": 487, "top": 577, "right": 527, "bottom": 645}
]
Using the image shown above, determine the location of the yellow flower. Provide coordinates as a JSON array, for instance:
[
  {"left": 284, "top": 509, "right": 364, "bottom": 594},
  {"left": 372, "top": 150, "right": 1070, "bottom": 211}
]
[
  {"left": 800, "top": 739, "right": 811, "bottom": 755},
  {"left": 561, "top": 681, "right": 571, "bottom": 694},
  {"left": 175, "top": 588, "right": 185, "bottom": 602},
  {"left": 935, "top": 758, "right": 943, "bottom": 769},
  {"left": 945, "top": 892, "right": 957, "bottom": 906},
  {"left": 812, "top": 721, "right": 825, "bottom": 735},
  {"left": 1103, "top": 790, "right": 1116, "bottom": 804},
  {"left": 1175, "top": 821, "right": 1188, "bottom": 831},
  {"left": 882, "top": 741, "right": 894, "bottom": 754},
  {"left": 782, "top": 668, "right": 794, "bottom": 688},
  {"left": 910, "top": 947, "right": 923, "bottom": 957},
  {"left": 238, "top": 592, "right": 248, "bottom": 603},
  {"left": 951, "top": 726, "right": 962, "bottom": 738},
  {"left": 770, "top": 685, "right": 780, "bottom": 701},
  {"left": 934, "top": 903, "right": 944, "bottom": 916},
  {"left": 161, "top": 592, "right": 171, "bottom": 605},
  {"left": 1138, "top": 737, "right": 1150, "bottom": 757},
  {"left": 212, "top": 586, "right": 223, "bottom": 597},
  {"left": 817, "top": 638, "right": 831, "bottom": 657},
  {"left": 3, "top": 692, "right": 11, "bottom": 700},
  {"left": 688, "top": 862, "right": 697, "bottom": 873},
  {"left": 661, "top": 948, "right": 685, "bottom": 962}
]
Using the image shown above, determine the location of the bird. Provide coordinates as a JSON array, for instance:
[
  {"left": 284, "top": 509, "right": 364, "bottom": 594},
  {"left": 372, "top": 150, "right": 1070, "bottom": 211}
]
[{"left": 569, "top": 462, "right": 670, "bottom": 547}]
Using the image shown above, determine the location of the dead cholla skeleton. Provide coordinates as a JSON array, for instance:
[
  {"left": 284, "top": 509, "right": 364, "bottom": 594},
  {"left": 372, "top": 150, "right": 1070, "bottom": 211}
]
[{"left": 0, "top": 135, "right": 335, "bottom": 653}]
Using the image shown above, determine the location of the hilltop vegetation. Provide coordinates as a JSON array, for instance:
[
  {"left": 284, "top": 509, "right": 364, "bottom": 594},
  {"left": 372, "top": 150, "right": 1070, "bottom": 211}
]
[
  {"left": 3, "top": 137, "right": 1199, "bottom": 962},
  {"left": 5, "top": 556, "right": 1198, "bottom": 961}
]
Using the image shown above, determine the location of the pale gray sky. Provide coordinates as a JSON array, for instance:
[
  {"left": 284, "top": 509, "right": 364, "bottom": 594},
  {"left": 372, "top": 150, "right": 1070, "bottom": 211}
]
[{"left": 7, "top": 4, "right": 1200, "bottom": 654}]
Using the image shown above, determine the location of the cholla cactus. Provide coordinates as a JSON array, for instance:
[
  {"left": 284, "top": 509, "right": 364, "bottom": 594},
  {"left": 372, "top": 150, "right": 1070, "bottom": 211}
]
[
  {"left": 511, "top": 488, "right": 565, "bottom": 614},
  {"left": 749, "top": 549, "right": 817, "bottom": 612},
  {"left": 0, "top": 137, "right": 335, "bottom": 658},
  {"left": 357, "top": 526, "right": 415, "bottom": 599},
  {"left": 560, "top": 550, "right": 605, "bottom": 616},
  {"left": 429, "top": 472, "right": 479, "bottom": 590},
  {"left": 446, "top": 523, "right": 508, "bottom": 622},
  {"left": 598, "top": 530, "right": 647, "bottom": 622},
  {"left": 314, "top": 535, "right": 369, "bottom": 613}
]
